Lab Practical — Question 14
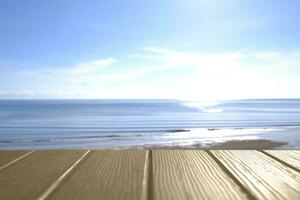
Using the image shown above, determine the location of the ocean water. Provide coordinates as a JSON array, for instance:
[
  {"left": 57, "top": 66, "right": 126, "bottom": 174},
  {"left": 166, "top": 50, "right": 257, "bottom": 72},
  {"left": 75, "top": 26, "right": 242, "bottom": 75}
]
[{"left": 0, "top": 99, "right": 300, "bottom": 149}]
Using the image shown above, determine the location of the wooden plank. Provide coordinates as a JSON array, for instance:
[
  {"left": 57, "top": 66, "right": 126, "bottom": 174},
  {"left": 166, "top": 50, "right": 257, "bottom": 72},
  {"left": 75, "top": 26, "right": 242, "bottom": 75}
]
[
  {"left": 211, "top": 150, "right": 300, "bottom": 200},
  {"left": 264, "top": 150, "right": 300, "bottom": 172},
  {"left": 152, "top": 150, "right": 248, "bottom": 200},
  {"left": 0, "top": 151, "right": 31, "bottom": 168},
  {"left": 48, "top": 150, "right": 148, "bottom": 200},
  {"left": 0, "top": 150, "right": 87, "bottom": 200}
]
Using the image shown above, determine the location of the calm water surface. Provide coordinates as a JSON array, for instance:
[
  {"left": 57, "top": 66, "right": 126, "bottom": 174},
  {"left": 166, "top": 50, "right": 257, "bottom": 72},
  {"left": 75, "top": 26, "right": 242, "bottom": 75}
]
[{"left": 0, "top": 99, "right": 300, "bottom": 149}]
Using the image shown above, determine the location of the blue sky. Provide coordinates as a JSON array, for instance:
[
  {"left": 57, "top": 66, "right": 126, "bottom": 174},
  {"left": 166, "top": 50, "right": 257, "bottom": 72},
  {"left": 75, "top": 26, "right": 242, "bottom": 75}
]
[{"left": 0, "top": 0, "right": 300, "bottom": 100}]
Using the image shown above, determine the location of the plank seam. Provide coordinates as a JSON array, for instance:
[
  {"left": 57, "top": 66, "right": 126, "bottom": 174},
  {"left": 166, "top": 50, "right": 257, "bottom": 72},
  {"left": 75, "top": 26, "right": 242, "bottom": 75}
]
[
  {"left": 261, "top": 151, "right": 300, "bottom": 173},
  {"left": 147, "top": 150, "right": 153, "bottom": 200},
  {"left": 36, "top": 150, "right": 91, "bottom": 200},
  {"left": 0, "top": 150, "right": 35, "bottom": 171},
  {"left": 206, "top": 151, "right": 257, "bottom": 200}
]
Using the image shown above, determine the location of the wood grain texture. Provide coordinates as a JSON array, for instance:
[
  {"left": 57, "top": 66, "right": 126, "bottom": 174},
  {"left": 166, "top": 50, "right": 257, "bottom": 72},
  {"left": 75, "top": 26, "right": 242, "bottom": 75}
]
[
  {"left": 0, "top": 151, "right": 30, "bottom": 167},
  {"left": 212, "top": 150, "right": 300, "bottom": 200},
  {"left": 48, "top": 150, "right": 148, "bottom": 200},
  {"left": 152, "top": 150, "right": 248, "bottom": 200},
  {"left": 0, "top": 150, "right": 87, "bottom": 200},
  {"left": 264, "top": 150, "right": 300, "bottom": 171}
]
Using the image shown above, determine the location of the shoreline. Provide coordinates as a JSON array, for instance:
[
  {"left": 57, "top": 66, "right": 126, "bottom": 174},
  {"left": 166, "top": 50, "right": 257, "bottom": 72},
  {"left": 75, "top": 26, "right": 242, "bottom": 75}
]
[
  {"left": 0, "top": 139, "right": 291, "bottom": 150},
  {"left": 0, "top": 139, "right": 294, "bottom": 150}
]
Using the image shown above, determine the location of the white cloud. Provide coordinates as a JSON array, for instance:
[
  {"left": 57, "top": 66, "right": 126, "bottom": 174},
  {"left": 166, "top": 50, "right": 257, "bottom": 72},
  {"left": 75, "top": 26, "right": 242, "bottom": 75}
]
[
  {"left": 124, "top": 47, "right": 300, "bottom": 100},
  {"left": 1, "top": 48, "right": 300, "bottom": 100}
]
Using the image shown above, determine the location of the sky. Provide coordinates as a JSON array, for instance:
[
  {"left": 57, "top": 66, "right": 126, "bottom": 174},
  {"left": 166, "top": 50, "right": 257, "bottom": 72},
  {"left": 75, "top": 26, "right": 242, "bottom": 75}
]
[{"left": 0, "top": 0, "right": 300, "bottom": 100}]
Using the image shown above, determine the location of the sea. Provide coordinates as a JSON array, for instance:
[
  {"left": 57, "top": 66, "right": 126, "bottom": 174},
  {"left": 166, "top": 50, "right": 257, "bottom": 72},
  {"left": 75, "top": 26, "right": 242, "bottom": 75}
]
[{"left": 0, "top": 99, "right": 300, "bottom": 149}]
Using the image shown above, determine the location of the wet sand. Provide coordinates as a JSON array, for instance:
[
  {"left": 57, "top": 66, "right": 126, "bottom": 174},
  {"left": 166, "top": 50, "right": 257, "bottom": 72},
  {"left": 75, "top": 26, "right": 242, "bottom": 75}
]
[
  {"left": 207, "top": 139, "right": 288, "bottom": 150},
  {"left": 136, "top": 139, "right": 288, "bottom": 150}
]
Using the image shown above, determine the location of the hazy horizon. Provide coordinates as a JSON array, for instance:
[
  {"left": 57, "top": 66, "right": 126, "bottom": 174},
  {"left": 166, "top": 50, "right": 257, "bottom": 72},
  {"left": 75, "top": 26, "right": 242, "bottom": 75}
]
[{"left": 0, "top": 98, "right": 300, "bottom": 101}]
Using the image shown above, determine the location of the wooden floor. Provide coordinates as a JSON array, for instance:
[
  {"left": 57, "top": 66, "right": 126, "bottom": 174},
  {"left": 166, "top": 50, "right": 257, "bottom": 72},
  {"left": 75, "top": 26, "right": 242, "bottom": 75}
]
[{"left": 0, "top": 150, "right": 300, "bottom": 200}]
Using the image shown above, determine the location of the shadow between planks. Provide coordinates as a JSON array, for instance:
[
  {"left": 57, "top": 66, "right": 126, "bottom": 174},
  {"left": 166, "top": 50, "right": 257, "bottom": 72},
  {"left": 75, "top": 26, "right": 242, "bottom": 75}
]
[{"left": 0, "top": 150, "right": 300, "bottom": 200}]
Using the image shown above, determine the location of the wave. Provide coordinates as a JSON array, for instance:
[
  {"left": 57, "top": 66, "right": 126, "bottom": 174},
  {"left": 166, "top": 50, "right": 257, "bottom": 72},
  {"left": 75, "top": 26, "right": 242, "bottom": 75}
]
[
  {"left": 182, "top": 101, "right": 221, "bottom": 110},
  {"left": 202, "top": 109, "right": 224, "bottom": 113}
]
